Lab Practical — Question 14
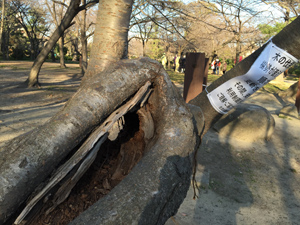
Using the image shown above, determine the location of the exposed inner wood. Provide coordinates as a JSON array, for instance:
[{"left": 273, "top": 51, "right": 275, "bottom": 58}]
[{"left": 14, "top": 81, "right": 152, "bottom": 225}]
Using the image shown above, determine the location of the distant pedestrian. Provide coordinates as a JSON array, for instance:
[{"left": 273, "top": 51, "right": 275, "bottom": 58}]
[
  {"left": 179, "top": 53, "right": 186, "bottom": 73},
  {"left": 173, "top": 54, "right": 178, "bottom": 71},
  {"left": 161, "top": 53, "right": 167, "bottom": 69},
  {"left": 215, "top": 58, "right": 220, "bottom": 75},
  {"left": 175, "top": 55, "right": 180, "bottom": 72},
  {"left": 211, "top": 59, "right": 216, "bottom": 74},
  {"left": 222, "top": 61, "right": 227, "bottom": 75}
]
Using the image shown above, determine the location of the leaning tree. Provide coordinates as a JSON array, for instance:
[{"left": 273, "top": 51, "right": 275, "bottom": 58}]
[
  {"left": 27, "top": 0, "right": 99, "bottom": 88},
  {"left": 1, "top": 0, "right": 300, "bottom": 224}
]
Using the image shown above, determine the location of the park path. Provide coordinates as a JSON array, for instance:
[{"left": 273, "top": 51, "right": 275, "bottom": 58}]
[{"left": 0, "top": 61, "right": 81, "bottom": 146}]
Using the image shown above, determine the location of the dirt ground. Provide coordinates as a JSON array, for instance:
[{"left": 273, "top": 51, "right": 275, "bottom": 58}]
[{"left": 1, "top": 61, "right": 300, "bottom": 225}]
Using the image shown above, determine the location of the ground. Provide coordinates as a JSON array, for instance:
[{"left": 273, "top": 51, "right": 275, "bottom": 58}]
[{"left": 1, "top": 61, "right": 300, "bottom": 225}]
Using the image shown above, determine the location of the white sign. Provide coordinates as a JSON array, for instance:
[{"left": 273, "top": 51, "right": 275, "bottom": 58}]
[{"left": 207, "top": 41, "right": 298, "bottom": 114}]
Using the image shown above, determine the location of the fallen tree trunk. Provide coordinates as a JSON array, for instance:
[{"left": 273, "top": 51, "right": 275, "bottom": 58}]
[
  {"left": 69, "top": 66, "right": 201, "bottom": 225},
  {"left": 1, "top": 58, "right": 196, "bottom": 223},
  {"left": 0, "top": 58, "right": 200, "bottom": 224}
]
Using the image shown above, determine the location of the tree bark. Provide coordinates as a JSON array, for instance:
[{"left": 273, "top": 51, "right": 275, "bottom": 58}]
[
  {"left": 0, "top": 58, "right": 169, "bottom": 224},
  {"left": 83, "top": 0, "right": 133, "bottom": 79},
  {"left": 0, "top": 0, "right": 5, "bottom": 55},
  {"left": 69, "top": 62, "right": 199, "bottom": 225},
  {"left": 27, "top": 0, "right": 81, "bottom": 88},
  {"left": 80, "top": 0, "right": 88, "bottom": 74},
  {"left": 59, "top": 36, "right": 66, "bottom": 68}
]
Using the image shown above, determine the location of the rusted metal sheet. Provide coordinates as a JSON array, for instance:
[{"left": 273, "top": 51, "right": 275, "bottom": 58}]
[{"left": 183, "top": 53, "right": 209, "bottom": 103}]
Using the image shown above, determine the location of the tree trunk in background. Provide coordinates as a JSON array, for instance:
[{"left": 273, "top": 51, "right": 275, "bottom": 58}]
[
  {"left": 2, "top": 26, "right": 9, "bottom": 59},
  {"left": 27, "top": 0, "right": 81, "bottom": 88},
  {"left": 59, "top": 36, "right": 66, "bottom": 68},
  {"left": 83, "top": 0, "right": 133, "bottom": 79},
  {"left": 71, "top": 34, "right": 79, "bottom": 61},
  {"left": 0, "top": 0, "right": 5, "bottom": 56},
  {"left": 80, "top": 0, "right": 88, "bottom": 74}
]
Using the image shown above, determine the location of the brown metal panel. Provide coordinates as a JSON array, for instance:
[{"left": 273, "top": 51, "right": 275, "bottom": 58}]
[{"left": 183, "top": 53, "right": 209, "bottom": 103}]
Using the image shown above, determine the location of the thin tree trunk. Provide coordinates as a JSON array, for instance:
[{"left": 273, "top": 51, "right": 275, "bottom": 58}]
[
  {"left": 80, "top": 0, "right": 88, "bottom": 74},
  {"left": 27, "top": 0, "right": 81, "bottom": 88},
  {"left": 59, "top": 36, "right": 66, "bottom": 68},
  {"left": 83, "top": 0, "right": 133, "bottom": 79},
  {"left": 0, "top": 0, "right": 5, "bottom": 55}
]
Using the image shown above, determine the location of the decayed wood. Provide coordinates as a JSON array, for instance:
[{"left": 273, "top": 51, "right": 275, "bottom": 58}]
[
  {"left": 69, "top": 65, "right": 199, "bottom": 225},
  {"left": 0, "top": 58, "right": 162, "bottom": 224},
  {"left": 14, "top": 81, "right": 152, "bottom": 224}
]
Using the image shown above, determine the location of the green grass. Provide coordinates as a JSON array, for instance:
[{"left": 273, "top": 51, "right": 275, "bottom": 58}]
[
  {"left": 261, "top": 83, "right": 286, "bottom": 93},
  {"left": 167, "top": 70, "right": 221, "bottom": 85},
  {"left": 207, "top": 74, "right": 220, "bottom": 83},
  {"left": 285, "top": 74, "right": 299, "bottom": 81},
  {"left": 167, "top": 70, "right": 185, "bottom": 85}
]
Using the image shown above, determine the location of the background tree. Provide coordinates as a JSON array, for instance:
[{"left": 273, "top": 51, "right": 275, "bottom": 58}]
[
  {"left": 0, "top": 0, "right": 48, "bottom": 60},
  {"left": 83, "top": 0, "right": 133, "bottom": 78},
  {"left": 11, "top": 0, "right": 49, "bottom": 60},
  {"left": 26, "top": 0, "right": 98, "bottom": 87},
  {"left": 45, "top": 0, "right": 69, "bottom": 68},
  {"left": 262, "top": 0, "right": 299, "bottom": 22},
  {"left": 0, "top": 0, "right": 5, "bottom": 56}
]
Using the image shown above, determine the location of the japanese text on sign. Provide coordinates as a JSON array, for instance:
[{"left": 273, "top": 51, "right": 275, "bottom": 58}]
[{"left": 207, "top": 41, "right": 298, "bottom": 114}]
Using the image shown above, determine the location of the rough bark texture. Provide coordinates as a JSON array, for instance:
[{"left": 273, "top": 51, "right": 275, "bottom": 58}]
[
  {"left": 70, "top": 61, "right": 199, "bottom": 225},
  {"left": 1, "top": 58, "right": 195, "bottom": 224},
  {"left": 80, "top": 0, "right": 88, "bottom": 74},
  {"left": 59, "top": 36, "right": 66, "bottom": 68},
  {"left": 27, "top": 0, "right": 81, "bottom": 87},
  {"left": 84, "top": 0, "right": 133, "bottom": 79}
]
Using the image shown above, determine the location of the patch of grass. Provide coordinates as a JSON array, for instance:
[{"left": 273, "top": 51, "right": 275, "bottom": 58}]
[
  {"left": 0, "top": 65, "right": 6, "bottom": 68},
  {"left": 207, "top": 74, "right": 220, "bottom": 84},
  {"left": 261, "top": 82, "right": 290, "bottom": 94},
  {"left": 167, "top": 70, "right": 221, "bottom": 85},
  {"left": 285, "top": 74, "right": 299, "bottom": 81},
  {"left": 278, "top": 115, "right": 292, "bottom": 120},
  {"left": 167, "top": 70, "right": 185, "bottom": 85}
]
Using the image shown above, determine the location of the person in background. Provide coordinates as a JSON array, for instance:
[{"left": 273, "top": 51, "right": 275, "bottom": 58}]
[
  {"left": 173, "top": 54, "right": 177, "bottom": 71},
  {"left": 215, "top": 58, "right": 220, "bottom": 75},
  {"left": 175, "top": 54, "right": 180, "bottom": 72},
  {"left": 211, "top": 59, "right": 216, "bottom": 74},
  {"left": 222, "top": 61, "right": 227, "bottom": 75},
  {"left": 179, "top": 53, "right": 186, "bottom": 73},
  {"left": 161, "top": 53, "right": 167, "bottom": 69}
]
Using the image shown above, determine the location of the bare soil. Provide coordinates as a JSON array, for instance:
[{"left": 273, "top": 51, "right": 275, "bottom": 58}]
[{"left": 1, "top": 61, "right": 300, "bottom": 225}]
